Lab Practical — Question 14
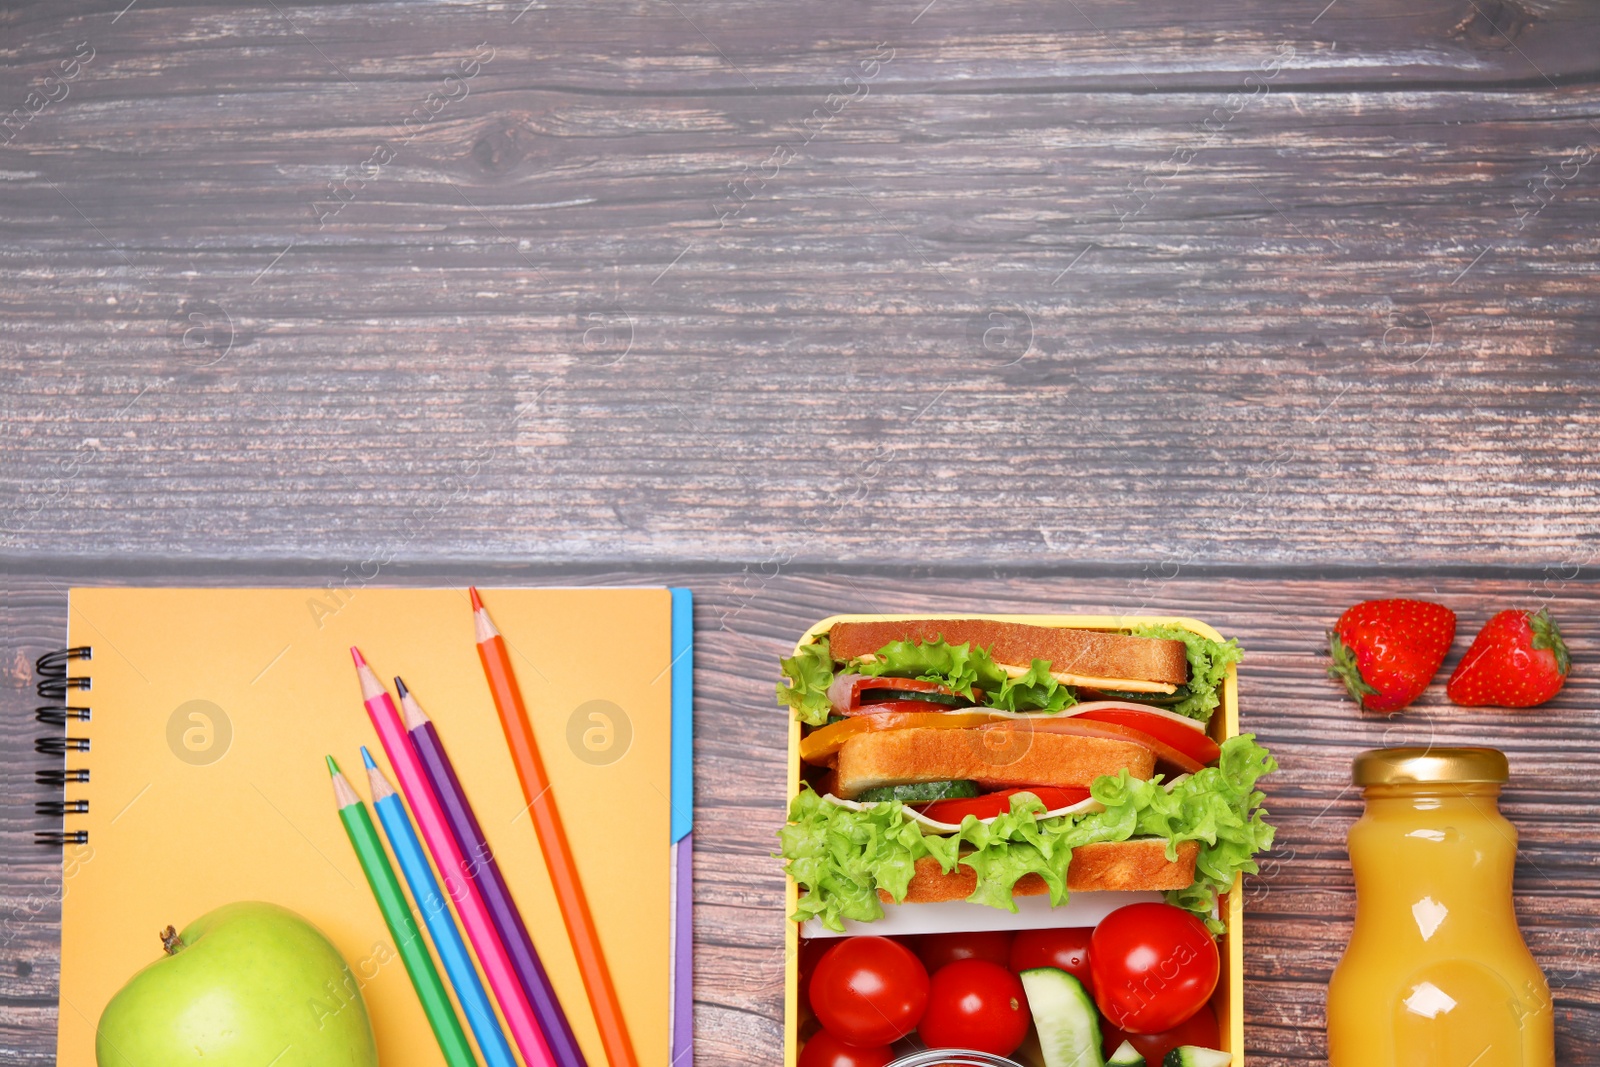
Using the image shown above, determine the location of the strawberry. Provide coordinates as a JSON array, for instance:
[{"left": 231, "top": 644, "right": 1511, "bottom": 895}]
[
  {"left": 1447, "top": 609, "right": 1571, "bottom": 708},
  {"left": 1327, "top": 599, "right": 1457, "bottom": 713}
]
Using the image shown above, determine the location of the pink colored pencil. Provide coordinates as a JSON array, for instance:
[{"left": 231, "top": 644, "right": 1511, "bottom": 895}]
[{"left": 351, "top": 647, "right": 558, "bottom": 1067}]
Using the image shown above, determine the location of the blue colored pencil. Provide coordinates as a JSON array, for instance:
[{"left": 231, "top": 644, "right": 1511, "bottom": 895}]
[{"left": 363, "top": 747, "right": 518, "bottom": 1067}]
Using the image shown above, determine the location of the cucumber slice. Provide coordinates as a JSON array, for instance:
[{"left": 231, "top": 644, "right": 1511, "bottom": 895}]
[
  {"left": 1019, "top": 966, "right": 1103, "bottom": 1067},
  {"left": 1162, "top": 1047, "right": 1232, "bottom": 1067},
  {"left": 1097, "top": 686, "right": 1189, "bottom": 707},
  {"left": 855, "top": 780, "right": 980, "bottom": 803},
  {"left": 1107, "top": 1041, "right": 1144, "bottom": 1066},
  {"left": 860, "top": 689, "right": 971, "bottom": 707}
]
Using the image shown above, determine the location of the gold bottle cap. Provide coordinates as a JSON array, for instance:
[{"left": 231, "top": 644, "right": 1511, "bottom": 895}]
[{"left": 1352, "top": 746, "right": 1509, "bottom": 786}]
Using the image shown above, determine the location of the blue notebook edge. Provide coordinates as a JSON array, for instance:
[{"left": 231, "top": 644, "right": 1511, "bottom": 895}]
[{"left": 669, "top": 588, "right": 693, "bottom": 845}]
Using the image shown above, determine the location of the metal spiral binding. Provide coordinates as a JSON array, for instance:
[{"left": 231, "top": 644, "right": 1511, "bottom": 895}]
[
  {"left": 36, "top": 768, "right": 90, "bottom": 786},
  {"left": 35, "top": 736, "right": 90, "bottom": 755},
  {"left": 34, "top": 646, "right": 91, "bottom": 846},
  {"left": 36, "top": 704, "right": 90, "bottom": 726},
  {"left": 36, "top": 799, "right": 89, "bottom": 816}
]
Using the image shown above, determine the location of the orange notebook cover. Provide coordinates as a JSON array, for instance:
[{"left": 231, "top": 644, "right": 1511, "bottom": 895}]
[{"left": 52, "top": 587, "right": 681, "bottom": 1067}]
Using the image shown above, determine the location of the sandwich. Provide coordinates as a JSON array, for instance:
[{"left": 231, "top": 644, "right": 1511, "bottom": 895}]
[{"left": 776, "top": 617, "right": 1276, "bottom": 932}]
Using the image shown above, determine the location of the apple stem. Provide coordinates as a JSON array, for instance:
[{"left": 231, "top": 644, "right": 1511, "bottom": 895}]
[{"left": 160, "top": 925, "right": 185, "bottom": 956}]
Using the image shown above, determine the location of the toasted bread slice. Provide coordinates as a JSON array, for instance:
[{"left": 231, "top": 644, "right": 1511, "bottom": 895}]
[
  {"left": 877, "top": 839, "right": 1200, "bottom": 903},
  {"left": 835, "top": 726, "right": 1156, "bottom": 799},
  {"left": 828, "top": 618, "right": 1189, "bottom": 686}
]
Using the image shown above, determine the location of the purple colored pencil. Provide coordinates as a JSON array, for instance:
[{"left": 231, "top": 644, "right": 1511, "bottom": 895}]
[{"left": 396, "top": 677, "right": 589, "bottom": 1067}]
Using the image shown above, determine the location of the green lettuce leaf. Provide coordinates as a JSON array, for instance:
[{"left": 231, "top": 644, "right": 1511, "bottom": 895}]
[
  {"left": 778, "top": 735, "right": 1276, "bottom": 931},
  {"left": 989, "top": 658, "right": 1078, "bottom": 714},
  {"left": 776, "top": 638, "right": 836, "bottom": 726},
  {"left": 777, "top": 785, "right": 932, "bottom": 928},
  {"left": 850, "top": 637, "right": 1009, "bottom": 698},
  {"left": 1132, "top": 624, "right": 1243, "bottom": 723},
  {"left": 850, "top": 640, "right": 1075, "bottom": 713},
  {"left": 1135, "top": 733, "right": 1277, "bottom": 924}
]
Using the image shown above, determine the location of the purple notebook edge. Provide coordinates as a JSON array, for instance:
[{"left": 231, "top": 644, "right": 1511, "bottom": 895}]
[{"left": 672, "top": 833, "right": 693, "bottom": 1066}]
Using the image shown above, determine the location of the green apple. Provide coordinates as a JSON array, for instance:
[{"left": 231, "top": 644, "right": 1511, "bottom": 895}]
[{"left": 97, "top": 901, "right": 379, "bottom": 1067}]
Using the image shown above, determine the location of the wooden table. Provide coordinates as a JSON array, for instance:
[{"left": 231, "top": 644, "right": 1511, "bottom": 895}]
[{"left": 4, "top": 1, "right": 1599, "bottom": 1063}]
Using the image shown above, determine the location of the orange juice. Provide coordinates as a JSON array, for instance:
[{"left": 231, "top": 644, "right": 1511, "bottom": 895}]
[{"left": 1327, "top": 747, "right": 1553, "bottom": 1067}]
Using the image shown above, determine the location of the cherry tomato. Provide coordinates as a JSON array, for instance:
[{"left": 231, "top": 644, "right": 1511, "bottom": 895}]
[
  {"left": 1103, "top": 1002, "right": 1221, "bottom": 1064},
  {"left": 1090, "top": 903, "right": 1219, "bottom": 1034},
  {"left": 799, "top": 937, "right": 828, "bottom": 988},
  {"left": 915, "top": 930, "right": 1014, "bottom": 973},
  {"left": 1008, "top": 927, "right": 1094, "bottom": 994},
  {"left": 917, "top": 959, "right": 1030, "bottom": 1057},
  {"left": 1069, "top": 708, "right": 1221, "bottom": 765},
  {"left": 809, "top": 936, "right": 929, "bottom": 1046},
  {"left": 918, "top": 786, "right": 1091, "bottom": 823},
  {"left": 797, "top": 1029, "right": 896, "bottom": 1067}
]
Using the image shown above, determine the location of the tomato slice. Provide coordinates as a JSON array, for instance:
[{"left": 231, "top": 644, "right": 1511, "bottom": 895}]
[
  {"left": 1070, "top": 709, "right": 1220, "bottom": 765},
  {"left": 917, "top": 786, "right": 1091, "bottom": 823},
  {"left": 799, "top": 710, "right": 1004, "bottom": 765}
]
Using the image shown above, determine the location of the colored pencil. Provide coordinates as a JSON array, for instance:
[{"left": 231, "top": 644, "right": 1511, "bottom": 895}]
[
  {"left": 350, "top": 648, "right": 559, "bottom": 1067},
  {"left": 363, "top": 747, "right": 519, "bottom": 1067},
  {"left": 396, "top": 677, "right": 588, "bottom": 1067},
  {"left": 327, "top": 756, "right": 477, "bottom": 1067},
  {"left": 469, "top": 588, "right": 638, "bottom": 1067}
]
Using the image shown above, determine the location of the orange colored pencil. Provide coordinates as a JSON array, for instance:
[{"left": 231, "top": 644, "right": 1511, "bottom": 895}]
[{"left": 469, "top": 587, "right": 638, "bottom": 1067}]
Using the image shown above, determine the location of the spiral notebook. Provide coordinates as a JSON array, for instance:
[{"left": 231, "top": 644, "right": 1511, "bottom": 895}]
[{"left": 38, "top": 587, "right": 694, "bottom": 1067}]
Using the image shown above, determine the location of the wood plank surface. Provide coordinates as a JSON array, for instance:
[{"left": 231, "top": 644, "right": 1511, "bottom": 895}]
[
  {"left": 4, "top": 567, "right": 1599, "bottom": 1066},
  {"left": 3, "top": 0, "right": 1600, "bottom": 566},
  {"left": 4, "top": 0, "right": 1600, "bottom": 1063}
]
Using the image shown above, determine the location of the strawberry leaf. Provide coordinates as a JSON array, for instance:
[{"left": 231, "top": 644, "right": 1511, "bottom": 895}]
[
  {"left": 1327, "top": 631, "right": 1379, "bottom": 709},
  {"left": 1529, "top": 609, "right": 1571, "bottom": 676}
]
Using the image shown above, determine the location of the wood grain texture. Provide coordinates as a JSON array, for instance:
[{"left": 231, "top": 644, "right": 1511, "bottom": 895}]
[
  {"left": 2, "top": 0, "right": 1600, "bottom": 566},
  {"left": 5, "top": 567, "right": 1600, "bottom": 1066},
  {"left": 4, "top": 0, "right": 1600, "bottom": 1062}
]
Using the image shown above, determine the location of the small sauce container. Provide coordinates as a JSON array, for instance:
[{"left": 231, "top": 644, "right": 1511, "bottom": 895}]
[{"left": 1327, "top": 747, "right": 1553, "bottom": 1067}]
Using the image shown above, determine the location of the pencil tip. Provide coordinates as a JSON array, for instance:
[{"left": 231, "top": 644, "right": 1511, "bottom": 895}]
[
  {"left": 393, "top": 676, "right": 410, "bottom": 699},
  {"left": 326, "top": 754, "right": 340, "bottom": 775},
  {"left": 349, "top": 646, "right": 367, "bottom": 668},
  {"left": 360, "top": 746, "right": 376, "bottom": 769},
  {"left": 469, "top": 586, "right": 483, "bottom": 611}
]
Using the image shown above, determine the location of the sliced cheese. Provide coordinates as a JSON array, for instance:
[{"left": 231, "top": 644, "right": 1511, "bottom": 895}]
[{"left": 850, "top": 654, "right": 1179, "bottom": 695}]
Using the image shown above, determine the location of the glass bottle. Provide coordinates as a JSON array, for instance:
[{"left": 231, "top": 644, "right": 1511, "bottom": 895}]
[{"left": 1327, "top": 747, "right": 1553, "bottom": 1067}]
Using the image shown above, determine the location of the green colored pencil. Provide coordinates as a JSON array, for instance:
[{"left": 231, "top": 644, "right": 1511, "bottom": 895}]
[{"left": 328, "top": 755, "right": 478, "bottom": 1067}]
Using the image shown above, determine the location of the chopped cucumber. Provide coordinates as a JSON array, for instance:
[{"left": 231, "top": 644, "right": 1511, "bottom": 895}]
[
  {"left": 1163, "top": 1047, "right": 1232, "bottom": 1067},
  {"left": 855, "top": 780, "right": 980, "bottom": 803},
  {"left": 1107, "top": 1041, "right": 1144, "bottom": 1066},
  {"left": 1019, "top": 966, "right": 1103, "bottom": 1067}
]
